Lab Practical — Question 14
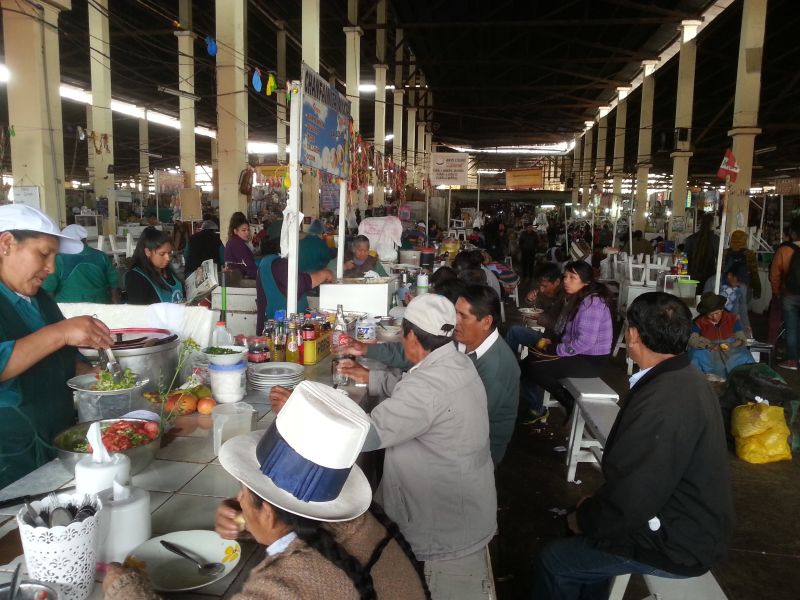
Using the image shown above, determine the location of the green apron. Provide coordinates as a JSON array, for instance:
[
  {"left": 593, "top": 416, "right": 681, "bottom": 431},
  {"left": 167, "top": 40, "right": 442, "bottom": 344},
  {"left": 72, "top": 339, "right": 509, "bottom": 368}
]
[
  {"left": 128, "top": 267, "right": 185, "bottom": 303},
  {"left": 0, "top": 290, "right": 77, "bottom": 488},
  {"left": 259, "top": 255, "right": 308, "bottom": 319}
]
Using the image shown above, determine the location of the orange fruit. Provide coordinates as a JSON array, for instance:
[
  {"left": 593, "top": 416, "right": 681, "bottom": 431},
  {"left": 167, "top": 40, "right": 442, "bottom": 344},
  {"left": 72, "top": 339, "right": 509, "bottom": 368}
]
[
  {"left": 197, "top": 397, "right": 217, "bottom": 415},
  {"left": 166, "top": 391, "right": 198, "bottom": 415}
]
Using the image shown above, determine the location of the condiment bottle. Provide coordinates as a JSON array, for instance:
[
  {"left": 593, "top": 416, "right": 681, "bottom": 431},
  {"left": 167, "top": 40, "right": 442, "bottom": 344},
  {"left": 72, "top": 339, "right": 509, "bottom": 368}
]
[
  {"left": 332, "top": 304, "right": 348, "bottom": 349},
  {"left": 286, "top": 322, "right": 300, "bottom": 363}
]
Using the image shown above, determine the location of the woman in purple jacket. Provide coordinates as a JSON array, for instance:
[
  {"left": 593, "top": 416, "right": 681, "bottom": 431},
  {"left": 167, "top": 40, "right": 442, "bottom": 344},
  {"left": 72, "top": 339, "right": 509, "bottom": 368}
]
[
  {"left": 520, "top": 260, "right": 613, "bottom": 421},
  {"left": 224, "top": 211, "right": 257, "bottom": 279}
]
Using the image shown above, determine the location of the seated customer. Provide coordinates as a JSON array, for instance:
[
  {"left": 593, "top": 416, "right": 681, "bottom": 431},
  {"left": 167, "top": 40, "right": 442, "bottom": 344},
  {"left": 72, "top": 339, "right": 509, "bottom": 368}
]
[
  {"left": 519, "top": 261, "right": 612, "bottom": 421},
  {"left": 342, "top": 235, "right": 387, "bottom": 278},
  {"left": 533, "top": 292, "right": 733, "bottom": 598},
  {"left": 688, "top": 292, "right": 754, "bottom": 380},
  {"left": 504, "top": 263, "right": 565, "bottom": 355},
  {"left": 103, "top": 382, "right": 427, "bottom": 600},
  {"left": 453, "top": 250, "right": 502, "bottom": 299},
  {"left": 455, "top": 285, "right": 520, "bottom": 465},
  {"left": 224, "top": 211, "right": 257, "bottom": 278},
  {"left": 334, "top": 295, "right": 497, "bottom": 562}
]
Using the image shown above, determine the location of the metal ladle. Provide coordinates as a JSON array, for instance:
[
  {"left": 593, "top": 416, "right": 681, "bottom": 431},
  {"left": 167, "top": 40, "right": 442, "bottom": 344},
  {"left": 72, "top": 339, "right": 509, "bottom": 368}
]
[{"left": 160, "top": 540, "right": 225, "bottom": 577}]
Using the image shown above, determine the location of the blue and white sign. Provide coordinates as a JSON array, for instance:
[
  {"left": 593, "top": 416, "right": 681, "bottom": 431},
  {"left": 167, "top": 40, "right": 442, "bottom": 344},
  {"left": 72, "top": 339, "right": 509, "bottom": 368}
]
[{"left": 299, "top": 63, "right": 351, "bottom": 179}]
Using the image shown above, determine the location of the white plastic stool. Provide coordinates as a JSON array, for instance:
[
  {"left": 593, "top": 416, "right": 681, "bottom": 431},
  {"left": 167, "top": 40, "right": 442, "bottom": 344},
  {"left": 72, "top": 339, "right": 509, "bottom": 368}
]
[{"left": 609, "top": 571, "right": 728, "bottom": 600}]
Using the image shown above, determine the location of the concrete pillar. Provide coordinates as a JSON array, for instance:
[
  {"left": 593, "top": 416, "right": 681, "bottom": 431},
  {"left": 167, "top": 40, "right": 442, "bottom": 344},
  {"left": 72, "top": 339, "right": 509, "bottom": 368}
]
[
  {"left": 581, "top": 124, "right": 595, "bottom": 209},
  {"left": 595, "top": 107, "right": 610, "bottom": 204},
  {"left": 393, "top": 29, "right": 405, "bottom": 169},
  {"left": 138, "top": 114, "right": 149, "bottom": 196},
  {"left": 176, "top": 0, "right": 195, "bottom": 187},
  {"left": 635, "top": 60, "right": 658, "bottom": 231},
  {"left": 726, "top": 0, "right": 767, "bottom": 233},
  {"left": 373, "top": 65, "right": 388, "bottom": 206},
  {"left": 86, "top": 105, "right": 95, "bottom": 190},
  {"left": 302, "top": 0, "right": 320, "bottom": 70},
  {"left": 417, "top": 122, "right": 427, "bottom": 186},
  {"left": 407, "top": 107, "right": 417, "bottom": 188},
  {"left": 2, "top": 0, "right": 70, "bottom": 224},
  {"left": 211, "top": 139, "right": 219, "bottom": 200},
  {"left": 88, "top": 0, "right": 115, "bottom": 232},
  {"left": 670, "top": 20, "right": 702, "bottom": 228},
  {"left": 571, "top": 135, "right": 582, "bottom": 207},
  {"left": 276, "top": 21, "right": 287, "bottom": 163},
  {"left": 344, "top": 26, "right": 363, "bottom": 131},
  {"left": 612, "top": 87, "right": 630, "bottom": 211},
  {"left": 215, "top": 0, "right": 248, "bottom": 241}
]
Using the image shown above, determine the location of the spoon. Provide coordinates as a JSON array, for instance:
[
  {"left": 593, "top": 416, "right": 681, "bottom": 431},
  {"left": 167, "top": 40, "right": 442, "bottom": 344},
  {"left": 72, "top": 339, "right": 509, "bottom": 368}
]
[
  {"left": 8, "top": 563, "right": 21, "bottom": 600},
  {"left": 160, "top": 540, "right": 225, "bottom": 577}
]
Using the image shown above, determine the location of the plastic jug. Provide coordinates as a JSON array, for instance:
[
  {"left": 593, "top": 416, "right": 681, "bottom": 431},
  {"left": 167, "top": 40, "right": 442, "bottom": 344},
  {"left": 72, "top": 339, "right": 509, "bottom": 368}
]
[{"left": 212, "top": 402, "right": 255, "bottom": 454}]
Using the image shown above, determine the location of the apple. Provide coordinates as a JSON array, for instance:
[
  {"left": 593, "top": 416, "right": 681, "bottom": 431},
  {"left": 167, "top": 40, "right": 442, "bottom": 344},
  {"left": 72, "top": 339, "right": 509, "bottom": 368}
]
[
  {"left": 193, "top": 385, "right": 213, "bottom": 399},
  {"left": 197, "top": 397, "right": 217, "bottom": 415}
]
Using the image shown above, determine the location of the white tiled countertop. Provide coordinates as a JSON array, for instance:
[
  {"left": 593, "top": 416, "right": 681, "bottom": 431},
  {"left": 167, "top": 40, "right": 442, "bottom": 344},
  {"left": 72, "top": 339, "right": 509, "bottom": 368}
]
[{"left": 0, "top": 356, "right": 367, "bottom": 599}]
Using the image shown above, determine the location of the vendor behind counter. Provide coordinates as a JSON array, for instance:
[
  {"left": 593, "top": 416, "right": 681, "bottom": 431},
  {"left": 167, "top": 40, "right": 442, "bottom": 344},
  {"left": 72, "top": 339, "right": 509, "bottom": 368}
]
[{"left": 0, "top": 205, "right": 114, "bottom": 488}]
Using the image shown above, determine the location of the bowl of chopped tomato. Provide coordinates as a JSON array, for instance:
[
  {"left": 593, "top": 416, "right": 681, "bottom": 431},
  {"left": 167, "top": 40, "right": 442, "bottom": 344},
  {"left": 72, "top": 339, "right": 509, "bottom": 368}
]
[{"left": 53, "top": 418, "right": 162, "bottom": 475}]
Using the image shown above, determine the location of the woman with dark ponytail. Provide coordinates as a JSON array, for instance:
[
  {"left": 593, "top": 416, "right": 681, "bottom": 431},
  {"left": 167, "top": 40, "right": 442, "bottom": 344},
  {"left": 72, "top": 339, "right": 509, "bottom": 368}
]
[{"left": 103, "top": 381, "right": 428, "bottom": 600}]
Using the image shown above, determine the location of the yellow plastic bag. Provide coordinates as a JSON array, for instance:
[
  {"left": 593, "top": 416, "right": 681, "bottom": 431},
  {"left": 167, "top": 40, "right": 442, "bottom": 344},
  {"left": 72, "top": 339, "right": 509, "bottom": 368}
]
[{"left": 732, "top": 403, "right": 792, "bottom": 464}]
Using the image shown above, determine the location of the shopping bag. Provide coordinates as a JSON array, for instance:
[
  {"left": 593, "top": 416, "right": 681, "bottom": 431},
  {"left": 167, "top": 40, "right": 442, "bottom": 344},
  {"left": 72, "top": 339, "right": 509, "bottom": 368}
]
[{"left": 731, "top": 403, "right": 791, "bottom": 464}]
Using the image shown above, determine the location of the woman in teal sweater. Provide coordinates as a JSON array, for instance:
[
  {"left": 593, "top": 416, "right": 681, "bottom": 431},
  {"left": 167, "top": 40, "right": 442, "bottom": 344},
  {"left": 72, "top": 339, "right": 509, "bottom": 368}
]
[{"left": 0, "top": 205, "right": 113, "bottom": 487}]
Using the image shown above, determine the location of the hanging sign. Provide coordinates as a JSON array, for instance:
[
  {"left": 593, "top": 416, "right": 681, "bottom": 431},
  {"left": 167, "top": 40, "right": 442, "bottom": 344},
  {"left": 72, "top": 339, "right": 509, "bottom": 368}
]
[
  {"left": 320, "top": 181, "right": 339, "bottom": 212},
  {"left": 505, "top": 168, "right": 544, "bottom": 190},
  {"left": 299, "top": 63, "right": 351, "bottom": 179},
  {"left": 155, "top": 170, "right": 183, "bottom": 195},
  {"left": 775, "top": 178, "right": 800, "bottom": 196},
  {"left": 429, "top": 152, "right": 469, "bottom": 186}
]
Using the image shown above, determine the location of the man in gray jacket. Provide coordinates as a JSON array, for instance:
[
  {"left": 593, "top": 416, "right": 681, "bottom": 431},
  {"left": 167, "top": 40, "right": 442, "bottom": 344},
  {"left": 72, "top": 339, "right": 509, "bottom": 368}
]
[{"left": 338, "top": 294, "right": 497, "bottom": 562}]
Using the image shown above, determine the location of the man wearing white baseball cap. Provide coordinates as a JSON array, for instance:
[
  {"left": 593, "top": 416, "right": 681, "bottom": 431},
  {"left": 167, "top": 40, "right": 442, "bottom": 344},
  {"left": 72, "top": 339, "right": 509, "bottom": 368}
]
[
  {"left": 334, "top": 294, "right": 497, "bottom": 564},
  {"left": 42, "top": 223, "right": 120, "bottom": 303},
  {"left": 0, "top": 204, "right": 114, "bottom": 487}
]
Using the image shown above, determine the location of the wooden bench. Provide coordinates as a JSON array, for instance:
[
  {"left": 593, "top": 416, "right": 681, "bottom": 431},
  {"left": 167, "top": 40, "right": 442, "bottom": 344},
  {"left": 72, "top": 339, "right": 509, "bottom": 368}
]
[
  {"left": 560, "top": 377, "right": 620, "bottom": 483},
  {"left": 609, "top": 571, "right": 728, "bottom": 600}
]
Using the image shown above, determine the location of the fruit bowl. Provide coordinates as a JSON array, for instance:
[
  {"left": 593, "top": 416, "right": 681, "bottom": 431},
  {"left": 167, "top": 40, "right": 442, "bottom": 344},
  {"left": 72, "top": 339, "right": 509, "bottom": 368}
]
[
  {"left": 203, "top": 345, "right": 247, "bottom": 366},
  {"left": 53, "top": 418, "right": 161, "bottom": 475}
]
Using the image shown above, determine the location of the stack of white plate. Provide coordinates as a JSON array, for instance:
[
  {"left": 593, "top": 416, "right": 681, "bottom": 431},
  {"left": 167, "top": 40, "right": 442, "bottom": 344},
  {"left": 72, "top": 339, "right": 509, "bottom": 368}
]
[{"left": 247, "top": 362, "right": 305, "bottom": 391}]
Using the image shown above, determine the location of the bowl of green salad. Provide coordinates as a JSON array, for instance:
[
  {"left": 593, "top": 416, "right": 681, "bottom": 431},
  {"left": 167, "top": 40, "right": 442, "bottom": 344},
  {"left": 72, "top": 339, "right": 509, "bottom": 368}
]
[
  {"left": 203, "top": 345, "right": 246, "bottom": 366},
  {"left": 67, "top": 368, "right": 150, "bottom": 395}
]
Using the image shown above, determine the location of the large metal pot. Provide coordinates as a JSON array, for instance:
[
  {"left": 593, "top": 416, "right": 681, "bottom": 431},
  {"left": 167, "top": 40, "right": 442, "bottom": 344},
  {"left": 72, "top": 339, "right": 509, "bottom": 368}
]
[{"left": 81, "top": 329, "right": 180, "bottom": 394}]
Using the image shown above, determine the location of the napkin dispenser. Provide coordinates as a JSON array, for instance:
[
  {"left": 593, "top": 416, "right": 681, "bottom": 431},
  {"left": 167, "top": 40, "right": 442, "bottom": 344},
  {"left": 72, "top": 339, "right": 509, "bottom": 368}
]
[
  {"left": 74, "top": 422, "right": 131, "bottom": 496},
  {"left": 97, "top": 481, "right": 151, "bottom": 563}
]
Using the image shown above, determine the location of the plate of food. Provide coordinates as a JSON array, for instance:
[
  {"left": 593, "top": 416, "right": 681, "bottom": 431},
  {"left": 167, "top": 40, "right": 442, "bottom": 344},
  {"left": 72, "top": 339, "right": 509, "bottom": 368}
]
[
  {"left": 67, "top": 369, "right": 149, "bottom": 395},
  {"left": 125, "top": 530, "right": 241, "bottom": 592},
  {"left": 518, "top": 307, "right": 544, "bottom": 317}
]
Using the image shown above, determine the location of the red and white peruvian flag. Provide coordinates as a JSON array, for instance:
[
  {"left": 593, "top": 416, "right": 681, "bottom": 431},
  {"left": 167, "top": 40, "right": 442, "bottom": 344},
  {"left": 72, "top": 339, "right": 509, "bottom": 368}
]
[{"left": 717, "top": 148, "right": 739, "bottom": 183}]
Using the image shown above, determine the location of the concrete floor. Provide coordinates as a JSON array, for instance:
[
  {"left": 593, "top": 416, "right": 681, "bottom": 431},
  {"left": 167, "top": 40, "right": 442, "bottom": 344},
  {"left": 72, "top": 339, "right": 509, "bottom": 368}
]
[{"left": 494, "top": 289, "right": 800, "bottom": 600}]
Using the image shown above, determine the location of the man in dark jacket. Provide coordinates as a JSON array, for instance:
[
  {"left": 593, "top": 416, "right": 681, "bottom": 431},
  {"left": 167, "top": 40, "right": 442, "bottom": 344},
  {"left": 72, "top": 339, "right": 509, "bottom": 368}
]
[
  {"left": 518, "top": 223, "right": 539, "bottom": 279},
  {"left": 533, "top": 291, "right": 734, "bottom": 599}
]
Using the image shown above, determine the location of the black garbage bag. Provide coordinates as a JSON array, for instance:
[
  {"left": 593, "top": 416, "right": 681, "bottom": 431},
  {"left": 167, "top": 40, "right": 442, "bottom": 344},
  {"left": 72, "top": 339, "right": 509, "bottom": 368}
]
[{"left": 718, "top": 363, "right": 797, "bottom": 435}]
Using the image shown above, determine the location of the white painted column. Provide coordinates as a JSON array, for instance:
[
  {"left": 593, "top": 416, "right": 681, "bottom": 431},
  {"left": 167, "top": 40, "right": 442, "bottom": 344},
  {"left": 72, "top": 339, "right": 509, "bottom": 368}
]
[
  {"left": 393, "top": 29, "right": 405, "bottom": 169},
  {"left": 211, "top": 139, "right": 218, "bottom": 200},
  {"left": 139, "top": 115, "right": 149, "bottom": 195},
  {"left": 373, "top": 65, "right": 388, "bottom": 206},
  {"left": 727, "top": 0, "right": 767, "bottom": 233},
  {"left": 612, "top": 87, "right": 630, "bottom": 212},
  {"left": 88, "top": 0, "right": 115, "bottom": 233},
  {"left": 407, "top": 107, "right": 417, "bottom": 187},
  {"left": 302, "top": 0, "right": 320, "bottom": 70},
  {"left": 86, "top": 105, "right": 95, "bottom": 191},
  {"left": 670, "top": 20, "right": 702, "bottom": 228},
  {"left": 417, "top": 122, "right": 427, "bottom": 186},
  {"left": 2, "top": 0, "right": 70, "bottom": 223},
  {"left": 635, "top": 60, "right": 658, "bottom": 231},
  {"left": 571, "top": 135, "right": 582, "bottom": 206},
  {"left": 595, "top": 107, "right": 610, "bottom": 204},
  {"left": 276, "top": 21, "right": 287, "bottom": 163},
  {"left": 176, "top": 0, "right": 195, "bottom": 187},
  {"left": 215, "top": 0, "right": 248, "bottom": 241},
  {"left": 344, "top": 27, "right": 363, "bottom": 131},
  {"left": 581, "top": 123, "right": 594, "bottom": 208}
]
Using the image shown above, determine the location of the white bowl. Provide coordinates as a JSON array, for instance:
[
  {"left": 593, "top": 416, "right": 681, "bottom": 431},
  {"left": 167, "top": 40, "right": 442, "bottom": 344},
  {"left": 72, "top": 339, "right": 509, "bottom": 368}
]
[{"left": 204, "top": 345, "right": 247, "bottom": 366}]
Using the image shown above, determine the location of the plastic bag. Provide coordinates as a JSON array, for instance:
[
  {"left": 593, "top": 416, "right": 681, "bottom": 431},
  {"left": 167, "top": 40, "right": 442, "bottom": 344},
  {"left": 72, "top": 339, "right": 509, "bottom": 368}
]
[{"left": 731, "top": 403, "right": 792, "bottom": 464}]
